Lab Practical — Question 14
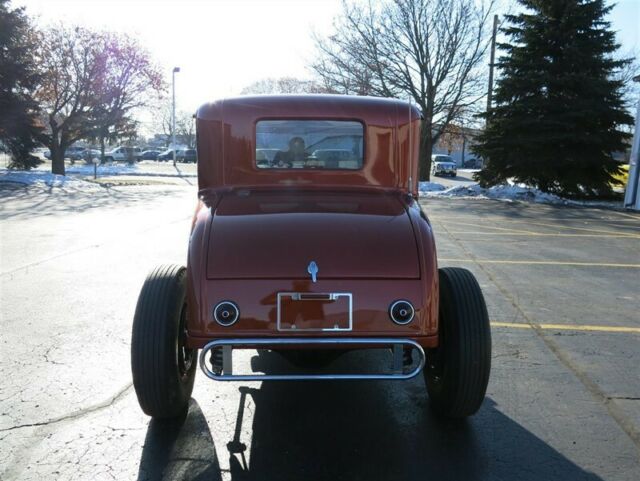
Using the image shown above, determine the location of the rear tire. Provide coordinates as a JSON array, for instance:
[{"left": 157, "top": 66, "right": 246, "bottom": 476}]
[
  {"left": 425, "top": 267, "right": 491, "bottom": 418},
  {"left": 131, "top": 264, "right": 196, "bottom": 419}
]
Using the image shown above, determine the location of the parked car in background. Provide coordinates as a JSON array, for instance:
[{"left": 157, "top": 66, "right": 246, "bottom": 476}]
[
  {"left": 141, "top": 150, "right": 162, "bottom": 160},
  {"left": 67, "top": 146, "right": 87, "bottom": 161},
  {"left": 157, "top": 149, "right": 193, "bottom": 162},
  {"left": 157, "top": 149, "right": 178, "bottom": 161},
  {"left": 431, "top": 154, "right": 458, "bottom": 177},
  {"left": 182, "top": 149, "right": 197, "bottom": 163},
  {"left": 463, "top": 158, "right": 484, "bottom": 169},
  {"left": 103, "top": 146, "right": 142, "bottom": 163},
  {"left": 83, "top": 149, "right": 102, "bottom": 162}
]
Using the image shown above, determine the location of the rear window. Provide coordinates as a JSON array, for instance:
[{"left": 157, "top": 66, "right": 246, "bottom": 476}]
[{"left": 256, "top": 120, "right": 364, "bottom": 170}]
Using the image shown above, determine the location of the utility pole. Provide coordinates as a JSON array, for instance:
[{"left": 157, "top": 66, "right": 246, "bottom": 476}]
[
  {"left": 486, "top": 14, "right": 499, "bottom": 127},
  {"left": 623, "top": 75, "right": 640, "bottom": 210},
  {"left": 172, "top": 67, "right": 180, "bottom": 166}
]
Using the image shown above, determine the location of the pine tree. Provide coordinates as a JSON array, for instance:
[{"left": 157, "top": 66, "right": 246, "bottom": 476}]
[
  {"left": 0, "top": 0, "right": 42, "bottom": 170},
  {"left": 474, "top": 0, "right": 634, "bottom": 198}
]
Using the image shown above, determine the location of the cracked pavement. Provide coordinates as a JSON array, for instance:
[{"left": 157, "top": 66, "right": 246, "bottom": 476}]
[{"left": 1, "top": 182, "right": 639, "bottom": 480}]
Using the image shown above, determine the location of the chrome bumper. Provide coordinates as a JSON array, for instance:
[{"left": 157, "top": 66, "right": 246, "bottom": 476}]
[{"left": 198, "top": 337, "right": 426, "bottom": 381}]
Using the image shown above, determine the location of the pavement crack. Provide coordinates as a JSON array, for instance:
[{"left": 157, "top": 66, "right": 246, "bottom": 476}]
[{"left": 0, "top": 383, "right": 133, "bottom": 432}]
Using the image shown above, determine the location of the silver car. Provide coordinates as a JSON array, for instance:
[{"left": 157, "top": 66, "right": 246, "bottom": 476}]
[{"left": 431, "top": 155, "right": 457, "bottom": 177}]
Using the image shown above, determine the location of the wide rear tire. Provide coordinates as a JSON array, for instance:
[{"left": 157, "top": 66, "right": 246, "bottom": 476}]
[
  {"left": 131, "top": 265, "right": 196, "bottom": 419},
  {"left": 425, "top": 267, "right": 491, "bottom": 418}
]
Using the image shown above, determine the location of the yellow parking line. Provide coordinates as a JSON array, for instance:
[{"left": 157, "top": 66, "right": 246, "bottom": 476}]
[
  {"left": 491, "top": 321, "right": 640, "bottom": 333},
  {"left": 525, "top": 220, "right": 640, "bottom": 237},
  {"left": 445, "top": 230, "right": 633, "bottom": 238},
  {"left": 434, "top": 220, "right": 538, "bottom": 235},
  {"left": 432, "top": 218, "right": 639, "bottom": 238},
  {"left": 439, "top": 258, "right": 640, "bottom": 268}
]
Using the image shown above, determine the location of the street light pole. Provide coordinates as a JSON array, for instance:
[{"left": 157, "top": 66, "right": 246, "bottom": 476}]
[
  {"left": 486, "top": 14, "right": 499, "bottom": 128},
  {"left": 172, "top": 67, "right": 180, "bottom": 166},
  {"left": 623, "top": 75, "right": 640, "bottom": 210}
]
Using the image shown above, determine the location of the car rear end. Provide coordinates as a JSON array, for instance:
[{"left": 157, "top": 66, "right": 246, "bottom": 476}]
[{"left": 185, "top": 188, "right": 438, "bottom": 380}]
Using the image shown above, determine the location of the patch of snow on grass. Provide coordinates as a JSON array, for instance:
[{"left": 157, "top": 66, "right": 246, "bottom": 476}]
[
  {"left": 0, "top": 169, "right": 88, "bottom": 188},
  {"left": 66, "top": 163, "right": 138, "bottom": 176},
  {"left": 418, "top": 181, "right": 446, "bottom": 192},
  {"left": 422, "top": 182, "right": 565, "bottom": 204}
]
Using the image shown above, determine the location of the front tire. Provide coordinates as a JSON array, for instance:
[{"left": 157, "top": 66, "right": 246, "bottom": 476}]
[
  {"left": 425, "top": 267, "right": 491, "bottom": 418},
  {"left": 131, "top": 264, "right": 196, "bottom": 419}
]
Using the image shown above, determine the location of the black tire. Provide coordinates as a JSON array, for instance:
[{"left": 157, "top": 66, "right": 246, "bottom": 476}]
[
  {"left": 425, "top": 267, "right": 491, "bottom": 418},
  {"left": 131, "top": 264, "right": 196, "bottom": 419}
]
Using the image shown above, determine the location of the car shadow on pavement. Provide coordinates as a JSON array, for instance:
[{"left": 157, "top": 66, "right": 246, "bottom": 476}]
[
  {"left": 137, "top": 399, "right": 223, "bottom": 481},
  {"left": 137, "top": 350, "right": 605, "bottom": 481},
  {"left": 233, "top": 350, "right": 605, "bottom": 481}
]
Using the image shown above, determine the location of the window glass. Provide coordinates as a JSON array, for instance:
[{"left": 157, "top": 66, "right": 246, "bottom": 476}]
[{"left": 256, "top": 120, "right": 364, "bottom": 170}]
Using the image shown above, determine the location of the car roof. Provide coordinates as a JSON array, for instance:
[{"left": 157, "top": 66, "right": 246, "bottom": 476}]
[{"left": 195, "top": 94, "right": 422, "bottom": 195}]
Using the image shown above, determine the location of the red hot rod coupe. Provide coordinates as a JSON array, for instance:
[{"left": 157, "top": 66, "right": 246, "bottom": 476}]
[{"left": 131, "top": 95, "right": 491, "bottom": 420}]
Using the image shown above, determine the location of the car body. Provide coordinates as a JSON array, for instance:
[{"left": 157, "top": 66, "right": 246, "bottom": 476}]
[
  {"left": 431, "top": 154, "right": 457, "bottom": 177},
  {"left": 79, "top": 148, "right": 101, "bottom": 163},
  {"left": 182, "top": 149, "right": 197, "bottom": 163},
  {"left": 141, "top": 149, "right": 162, "bottom": 160},
  {"left": 67, "top": 146, "right": 86, "bottom": 160},
  {"left": 463, "top": 157, "right": 484, "bottom": 169},
  {"left": 131, "top": 95, "right": 491, "bottom": 421},
  {"left": 157, "top": 149, "right": 185, "bottom": 161},
  {"left": 103, "top": 146, "right": 142, "bottom": 162}
]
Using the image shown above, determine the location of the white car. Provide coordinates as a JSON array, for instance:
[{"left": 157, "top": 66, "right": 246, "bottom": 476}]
[
  {"left": 103, "top": 146, "right": 142, "bottom": 162},
  {"left": 431, "top": 154, "right": 457, "bottom": 177}
]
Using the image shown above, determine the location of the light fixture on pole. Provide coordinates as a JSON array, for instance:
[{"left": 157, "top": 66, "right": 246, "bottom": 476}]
[{"left": 172, "top": 67, "right": 180, "bottom": 166}]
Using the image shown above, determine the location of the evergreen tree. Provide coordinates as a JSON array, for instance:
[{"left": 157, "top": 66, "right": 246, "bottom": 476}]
[
  {"left": 474, "top": 0, "right": 633, "bottom": 198},
  {"left": 0, "top": 0, "right": 42, "bottom": 169}
]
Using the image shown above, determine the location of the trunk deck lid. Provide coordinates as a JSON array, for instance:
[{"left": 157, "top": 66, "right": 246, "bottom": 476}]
[{"left": 206, "top": 190, "right": 420, "bottom": 280}]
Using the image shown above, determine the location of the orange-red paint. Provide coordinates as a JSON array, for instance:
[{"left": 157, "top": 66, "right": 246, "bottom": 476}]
[{"left": 185, "top": 95, "right": 438, "bottom": 350}]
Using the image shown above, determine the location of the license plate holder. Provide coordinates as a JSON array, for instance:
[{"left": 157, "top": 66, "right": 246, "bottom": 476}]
[{"left": 277, "top": 292, "right": 353, "bottom": 332}]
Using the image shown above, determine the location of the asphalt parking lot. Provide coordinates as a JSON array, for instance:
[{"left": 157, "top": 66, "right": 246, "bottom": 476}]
[{"left": 1, "top": 181, "right": 639, "bottom": 480}]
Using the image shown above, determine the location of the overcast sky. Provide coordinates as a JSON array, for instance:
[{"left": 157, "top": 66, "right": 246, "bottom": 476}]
[{"left": 15, "top": 0, "right": 640, "bottom": 117}]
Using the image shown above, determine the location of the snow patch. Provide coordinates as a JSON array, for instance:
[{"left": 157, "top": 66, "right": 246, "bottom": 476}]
[
  {"left": 0, "top": 169, "right": 90, "bottom": 188},
  {"left": 420, "top": 181, "right": 623, "bottom": 208},
  {"left": 66, "top": 163, "right": 138, "bottom": 176},
  {"left": 418, "top": 181, "right": 446, "bottom": 192},
  {"left": 423, "top": 183, "right": 563, "bottom": 203}
]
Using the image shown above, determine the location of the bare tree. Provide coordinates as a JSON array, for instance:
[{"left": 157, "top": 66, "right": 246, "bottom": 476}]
[
  {"left": 312, "top": 0, "right": 495, "bottom": 179},
  {"left": 34, "top": 26, "right": 163, "bottom": 174},
  {"left": 90, "top": 32, "right": 164, "bottom": 161},
  {"left": 176, "top": 110, "right": 195, "bottom": 148},
  {"left": 241, "top": 77, "right": 327, "bottom": 94},
  {"left": 149, "top": 99, "right": 173, "bottom": 148}
]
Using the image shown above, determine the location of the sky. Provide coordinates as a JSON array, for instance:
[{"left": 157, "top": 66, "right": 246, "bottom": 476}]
[{"left": 14, "top": 0, "right": 640, "bottom": 117}]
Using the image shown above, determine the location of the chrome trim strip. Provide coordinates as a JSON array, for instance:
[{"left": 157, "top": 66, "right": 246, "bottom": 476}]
[
  {"left": 276, "top": 292, "right": 353, "bottom": 332},
  {"left": 198, "top": 337, "right": 426, "bottom": 381}
]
